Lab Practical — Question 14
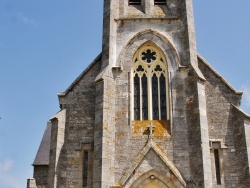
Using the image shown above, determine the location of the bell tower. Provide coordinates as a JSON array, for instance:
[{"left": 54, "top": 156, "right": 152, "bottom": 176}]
[
  {"left": 94, "top": 0, "right": 212, "bottom": 188},
  {"left": 101, "top": 0, "right": 204, "bottom": 76}
]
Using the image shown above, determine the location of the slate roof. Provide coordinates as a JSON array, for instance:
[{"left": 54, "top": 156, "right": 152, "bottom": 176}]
[
  {"left": 33, "top": 122, "right": 51, "bottom": 166},
  {"left": 198, "top": 54, "right": 243, "bottom": 95}
]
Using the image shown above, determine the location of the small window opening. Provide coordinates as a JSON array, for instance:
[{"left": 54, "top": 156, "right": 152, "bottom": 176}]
[
  {"left": 83, "top": 151, "right": 89, "bottom": 186},
  {"left": 214, "top": 149, "right": 221, "bottom": 185},
  {"left": 129, "top": 0, "right": 141, "bottom": 5},
  {"left": 154, "top": 0, "right": 166, "bottom": 5}
]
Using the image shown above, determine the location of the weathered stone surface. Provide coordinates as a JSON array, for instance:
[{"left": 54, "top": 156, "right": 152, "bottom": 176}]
[
  {"left": 29, "top": 1, "right": 250, "bottom": 188},
  {"left": 33, "top": 166, "right": 48, "bottom": 188},
  {"left": 27, "top": 178, "right": 37, "bottom": 188}
]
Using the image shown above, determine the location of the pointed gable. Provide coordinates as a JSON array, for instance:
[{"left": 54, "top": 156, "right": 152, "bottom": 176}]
[{"left": 120, "top": 139, "right": 186, "bottom": 188}]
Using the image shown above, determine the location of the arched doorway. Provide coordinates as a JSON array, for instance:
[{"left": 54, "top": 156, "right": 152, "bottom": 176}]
[
  {"left": 135, "top": 175, "right": 169, "bottom": 188},
  {"left": 129, "top": 170, "right": 181, "bottom": 188}
]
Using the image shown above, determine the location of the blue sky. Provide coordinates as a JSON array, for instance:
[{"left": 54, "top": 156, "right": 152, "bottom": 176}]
[{"left": 0, "top": 0, "right": 249, "bottom": 187}]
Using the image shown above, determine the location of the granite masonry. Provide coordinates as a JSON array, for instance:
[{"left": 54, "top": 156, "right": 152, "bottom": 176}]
[{"left": 27, "top": 0, "right": 250, "bottom": 188}]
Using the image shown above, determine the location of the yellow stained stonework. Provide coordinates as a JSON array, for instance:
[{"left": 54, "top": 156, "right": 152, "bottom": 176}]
[
  {"left": 132, "top": 120, "right": 170, "bottom": 137},
  {"left": 144, "top": 181, "right": 162, "bottom": 188}
]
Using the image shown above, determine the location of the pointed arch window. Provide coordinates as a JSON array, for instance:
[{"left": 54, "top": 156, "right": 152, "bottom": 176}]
[{"left": 132, "top": 43, "right": 169, "bottom": 121}]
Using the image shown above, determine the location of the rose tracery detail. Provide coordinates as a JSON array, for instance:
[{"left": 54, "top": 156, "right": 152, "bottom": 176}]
[{"left": 141, "top": 49, "right": 156, "bottom": 63}]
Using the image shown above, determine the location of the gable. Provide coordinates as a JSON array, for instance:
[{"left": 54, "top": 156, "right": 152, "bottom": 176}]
[
  {"left": 58, "top": 53, "right": 102, "bottom": 97},
  {"left": 198, "top": 54, "right": 242, "bottom": 98},
  {"left": 120, "top": 139, "right": 186, "bottom": 188}
]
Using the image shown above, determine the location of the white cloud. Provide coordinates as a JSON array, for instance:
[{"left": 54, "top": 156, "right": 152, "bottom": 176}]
[
  {"left": 16, "top": 12, "right": 38, "bottom": 27},
  {"left": 0, "top": 159, "right": 29, "bottom": 188},
  {"left": 241, "top": 83, "right": 250, "bottom": 106},
  {"left": 0, "top": 159, "right": 13, "bottom": 172}
]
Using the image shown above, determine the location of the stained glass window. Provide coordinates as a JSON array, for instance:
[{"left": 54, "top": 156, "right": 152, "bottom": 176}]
[
  {"left": 152, "top": 74, "right": 159, "bottom": 120},
  {"left": 132, "top": 43, "right": 168, "bottom": 121},
  {"left": 142, "top": 75, "right": 148, "bottom": 119},
  {"left": 160, "top": 74, "right": 167, "bottom": 120},
  {"left": 134, "top": 74, "right": 140, "bottom": 120}
]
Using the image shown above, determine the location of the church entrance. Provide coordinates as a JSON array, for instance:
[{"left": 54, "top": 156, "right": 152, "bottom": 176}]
[{"left": 130, "top": 173, "right": 171, "bottom": 188}]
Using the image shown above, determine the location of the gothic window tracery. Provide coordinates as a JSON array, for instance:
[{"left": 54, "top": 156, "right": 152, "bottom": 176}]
[{"left": 132, "top": 43, "right": 169, "bottom": 121}]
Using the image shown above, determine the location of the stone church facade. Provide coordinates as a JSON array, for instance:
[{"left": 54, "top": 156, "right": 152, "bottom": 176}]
[{"left": 27, "top": 0, "right": 250, "bottom": 188}]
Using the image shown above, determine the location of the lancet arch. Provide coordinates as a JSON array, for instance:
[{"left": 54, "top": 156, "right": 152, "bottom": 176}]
[
  {"left": 118, "top": 29, "right": 181, "bottom": 73},
  {"left": 131, "top": 42, "right": 169, "bottom": 121}
]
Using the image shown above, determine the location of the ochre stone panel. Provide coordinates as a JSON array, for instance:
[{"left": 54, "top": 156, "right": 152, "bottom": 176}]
[{"left": 132, "top": 120, "right": 170, "bottom": 136}]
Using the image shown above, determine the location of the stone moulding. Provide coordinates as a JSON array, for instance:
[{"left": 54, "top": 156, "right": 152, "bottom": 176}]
[
  {"left": 231, "top": 104, "right": 250, "bottom": 120},
  {"left": 75, "top": 138, "right": 94, "bottom": 151},
  {"left": 117, "top": 29, "right": 183, "bottom": 72},
  {"left": 209, "top": 139, "right": 227, "bottom": 149},
  {"left": 114, "top": 17, "right": 181, "bottom": 22},
  {"left": 198, "top": 54, "right": 243, "bottom": 95},
  {"left": 58, "top": 53, "right": 102, "bottom": 97}
]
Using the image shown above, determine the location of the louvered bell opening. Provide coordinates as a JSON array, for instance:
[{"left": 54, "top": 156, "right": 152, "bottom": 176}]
[
  {"left": 155, "top": 0, "right": 166, "bottom": 5},
  {"left": 129, "top": 0, "right": 141, "bottom": 5}
]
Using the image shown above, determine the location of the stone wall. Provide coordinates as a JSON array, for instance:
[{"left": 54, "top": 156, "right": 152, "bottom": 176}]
[
  {"left": 27, "top": 178, "right": 37, "bottom": 188},
  {"left": 54, "top": 56, "right": 102, "bottom": 188},
  {"left": 98, "top": 0, "right": 209, "bottom": 187},
  {"left": 185, "top": 69, "right": 209, "bottom": 187},
  {"left": 33, "top": 166, "right": 48, "bottom": 188},
  {"left": 231, "top": 107, "right": 250, "bottom": 187},
  {"left": 198, "top": 57, "right": 250, "bottom": 187},
  {"left": 112, "top": 5, "right": 208, "bottom": 183}
]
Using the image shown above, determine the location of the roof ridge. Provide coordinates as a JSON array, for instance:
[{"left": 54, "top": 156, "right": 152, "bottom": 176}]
[
  {"left": 58, "top": 53, "right": 102, "bottom": 97},
  {"left": 197, "top": 54, "right": 243, "bottom": 95}
]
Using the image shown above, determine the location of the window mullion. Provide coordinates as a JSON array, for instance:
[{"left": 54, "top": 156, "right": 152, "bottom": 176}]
[
  {"left": 158, "top": 75, "right": 161, "bottom": 120},
  {"left": 139, "top": 76, "right": 143, "bottom": 120},
  {"left": 148, "top": 72, "right": 152, "bottom": 120}
]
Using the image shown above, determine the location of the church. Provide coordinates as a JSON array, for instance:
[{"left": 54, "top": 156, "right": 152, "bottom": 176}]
[{"left": 27, "top": 0, "right": 250, "bottom": 188}]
